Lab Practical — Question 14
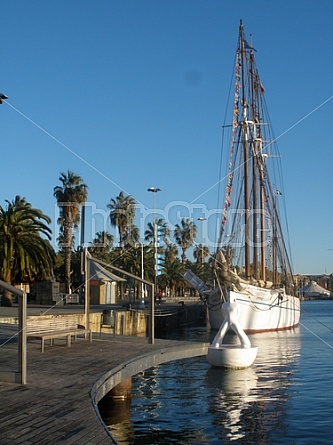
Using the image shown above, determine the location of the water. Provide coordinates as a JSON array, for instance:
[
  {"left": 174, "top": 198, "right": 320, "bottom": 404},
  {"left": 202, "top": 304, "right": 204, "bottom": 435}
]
[{"left": 100, "top": 301, "right": 333, "bottom": 444}]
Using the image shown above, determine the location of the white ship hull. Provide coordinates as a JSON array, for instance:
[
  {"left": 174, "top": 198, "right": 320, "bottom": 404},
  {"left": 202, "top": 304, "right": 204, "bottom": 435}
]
[{"left": 207, "top": 284, "right": 300, "bottom": 333}]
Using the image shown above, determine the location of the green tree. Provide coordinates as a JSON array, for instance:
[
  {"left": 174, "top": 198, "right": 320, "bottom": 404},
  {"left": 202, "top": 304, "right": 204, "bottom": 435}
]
[
  {"left": 53, "top": 171, "right": 88, "bottom": 293},
  {"left": 122, "top": 246, "right": 142, "bottom": 298},
  {"left": 107, "top": 191, "right": 136, "bottom": 249},
  {"left": 162, "top": 259, "right": 184, "bottom": 297},
  {"left": 189, "top": 260, "right": 212, "bottom": 295},
  {"left": 123, "top": 224, "right": 140, "bottom": 249},
  {"left": 165, "top": 243, "right": 178, "bottom": 264},
  {"left": 88, "top": 231, "right": 114, "bottom": 261},
  {"left": 193, "top": 244, "right": 210, "bottom": 263},
  {"left": 0, "top": 196, "right": 55, "bottom": 306},
  {"left": 174, "top": 218, "right": 197, "bottom": 263},
  {"left": 144, "top": 219, "right": 170, "bottom": 245}
]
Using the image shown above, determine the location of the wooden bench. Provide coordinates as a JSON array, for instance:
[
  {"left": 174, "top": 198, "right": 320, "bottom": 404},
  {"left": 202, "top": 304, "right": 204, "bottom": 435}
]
[{"left": 27, "top": 315, "right": 92, "bottom": 352}]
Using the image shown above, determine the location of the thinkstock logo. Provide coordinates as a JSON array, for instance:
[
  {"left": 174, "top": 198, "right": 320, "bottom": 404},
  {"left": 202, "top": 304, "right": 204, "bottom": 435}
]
[{"left": 53, "top": 201, "right": 273, "bottom": 249}]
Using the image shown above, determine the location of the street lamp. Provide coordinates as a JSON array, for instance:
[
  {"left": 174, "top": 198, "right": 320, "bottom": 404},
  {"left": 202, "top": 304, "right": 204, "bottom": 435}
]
[
  {"left": 147, "top": 187, "right": 161, "bottom": 286},
  {"left": 147, "top": 187, "right": 161, "bottom": 194},
  {"left": 0, "top": 94, "right": 8, "bottom": 104},
  {"left": 140, "top": 243, "right": 145, "bottom": 309},
  {"left": 197, "top": 217, "right": 207, "bottom": 263},
  {"left": 147, "top": 187, "right": 161, "bottom": 344}
]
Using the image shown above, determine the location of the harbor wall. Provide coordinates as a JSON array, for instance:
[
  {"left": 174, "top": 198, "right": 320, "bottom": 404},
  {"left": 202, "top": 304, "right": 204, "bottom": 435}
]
[
  {"left": 1, "top": 301, "right": 207, "bottom": 336},
  {"left": 80, "top": 309, "right": 148, "bottom": 336},
  {"left": 91, "top": 342, "right": 209, "bottom": 404}
]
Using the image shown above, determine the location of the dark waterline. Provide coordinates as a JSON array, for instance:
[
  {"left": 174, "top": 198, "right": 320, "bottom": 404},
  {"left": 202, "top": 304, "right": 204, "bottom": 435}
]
[{"left": 100, "top": 301, "right": 333, "bottom": 444}]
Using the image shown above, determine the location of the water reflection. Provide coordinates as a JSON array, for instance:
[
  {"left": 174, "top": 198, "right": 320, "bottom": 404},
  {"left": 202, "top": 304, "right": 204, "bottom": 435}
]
[
  {"left": 101, "top": 328, "right": 301, "bottom": 444},
  {"left": 202, "top": 329, "right": 301, "bottom": 444},
  {"left": 206, "top": 367, "right": 258, "bottom": 443},
  {"left": 99, "top": 398, "right": 134, "bottom": 444}
]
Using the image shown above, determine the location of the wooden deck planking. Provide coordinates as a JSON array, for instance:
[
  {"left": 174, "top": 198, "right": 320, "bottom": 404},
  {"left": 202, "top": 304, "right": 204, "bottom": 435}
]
[{"left": 0, "top": 336, "right": 206, "bottom": 444}]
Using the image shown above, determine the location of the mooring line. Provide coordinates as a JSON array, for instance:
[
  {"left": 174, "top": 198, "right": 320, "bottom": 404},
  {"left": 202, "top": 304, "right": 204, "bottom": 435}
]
[
  {"left": 301, "top": 304, "right": 333, "bottom": 331},
  {"left": 4, "top": 102, "right": 145, "bottom": 205},
  {"left": 300, "top": 322, "right": 333, "bottom": 350}
]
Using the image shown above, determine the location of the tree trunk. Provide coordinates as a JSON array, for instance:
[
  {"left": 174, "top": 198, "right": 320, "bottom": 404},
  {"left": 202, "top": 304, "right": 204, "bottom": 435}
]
[
  {"left": 63, "top": 222, "right": 72, "bottom": 294},
  {"left": 1, "top": 271, "right": 13, "bottom": 306},
  {"left": 64, "top": 245, "right": 71, "bottom": 294},
  {"left": 1, "top": 289, "right": 13, "bottom": 306}
]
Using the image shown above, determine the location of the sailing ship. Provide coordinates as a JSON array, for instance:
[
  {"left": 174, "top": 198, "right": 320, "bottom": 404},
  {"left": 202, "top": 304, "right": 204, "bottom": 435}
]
[{"left": 204, "top": 21, "right": 300, "bottom": 332}]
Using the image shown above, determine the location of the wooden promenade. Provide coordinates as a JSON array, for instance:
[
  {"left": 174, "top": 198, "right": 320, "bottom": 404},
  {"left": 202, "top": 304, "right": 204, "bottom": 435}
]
[{"left": 0, "top": 335, "right": 208, "bottom": 445}]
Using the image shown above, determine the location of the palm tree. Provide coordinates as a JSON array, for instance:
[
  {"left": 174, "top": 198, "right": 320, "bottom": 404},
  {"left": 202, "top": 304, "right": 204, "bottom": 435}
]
[
  {"left": 165, "top": 243, "right": 178, "bottom": 264},
  {"left": 89, "top": 231, "right": 114, "bottom": 255},
  {"left": 0, "top": 196, "right": 55, "bottom": 306},
  {"left": 56, "top": 228, "right": 75, "bottom": 251},
  {"left": 189, "top": 260, "right": 212, "bottom": 296},
  {"left": 174, "top": 218, "right": 197, "bottom": 263},
  {"left": 123, "top": 224, "right": 140, "bottom": 249},
  {"left": 144, "top": 219, "right": 170, "bottom": 245},
  {"left": 193, "top": 244, "right": 210, "bottom": 263},
  {"left": 53, "top": 171, "right": 88, "bottom": 293},
  {"left": 162, "top": 259, "right": 184, "bottom": 297},
  {"left": 107, "top": 191, "right": 136, "bottom": 249}
]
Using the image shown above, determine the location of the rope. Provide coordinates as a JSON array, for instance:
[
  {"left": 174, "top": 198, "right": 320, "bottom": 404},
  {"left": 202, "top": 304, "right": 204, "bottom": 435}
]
[
  {"left": 213, "top": 270, "right": 227, "bottom": 303},
  {"left": 301, "top": 306, "right": 333, "bottom": 334}
]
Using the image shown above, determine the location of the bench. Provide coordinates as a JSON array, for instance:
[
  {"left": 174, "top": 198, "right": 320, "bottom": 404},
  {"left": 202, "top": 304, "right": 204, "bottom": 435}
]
[{"left": 27, "top": 315, "right": 92, "bottom": 352}]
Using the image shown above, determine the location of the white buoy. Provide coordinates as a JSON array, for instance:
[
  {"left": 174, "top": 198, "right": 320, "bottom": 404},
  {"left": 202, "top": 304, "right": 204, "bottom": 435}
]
[
  {"left": 206, "top": 293, "right": 258, "bottom": 369},
  {"left": 207, "top": 344, "right": 258, "bottom": 368}
]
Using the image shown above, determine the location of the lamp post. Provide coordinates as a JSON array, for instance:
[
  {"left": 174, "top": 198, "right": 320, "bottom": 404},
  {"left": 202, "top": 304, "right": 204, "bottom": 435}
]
[
  {"left": 139, "top": 243, "right": 145, "bottom": 309},
  {"left": 147, "top": 187, "right": 161, "bottom": 286},
  {"left": 0, "top": 94, "right": 8, "bottom": 104},
  {"left": 197, "top": 217, "right": 207, "bottom": 263},
  {"left": 147, "top": 187, "right": 161, "bottom": 344}
]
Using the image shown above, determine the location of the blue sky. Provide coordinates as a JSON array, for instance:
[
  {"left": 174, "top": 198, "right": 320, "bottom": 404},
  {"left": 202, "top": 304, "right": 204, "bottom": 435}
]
[{"left": 1, "top": 0, "right": 333, "bottom": 275}]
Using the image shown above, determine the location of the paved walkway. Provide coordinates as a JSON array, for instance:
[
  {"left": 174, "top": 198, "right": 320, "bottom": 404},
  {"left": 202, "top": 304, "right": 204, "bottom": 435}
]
[{"left": 0, "top": 334, "right": 208, "bottom": 445}]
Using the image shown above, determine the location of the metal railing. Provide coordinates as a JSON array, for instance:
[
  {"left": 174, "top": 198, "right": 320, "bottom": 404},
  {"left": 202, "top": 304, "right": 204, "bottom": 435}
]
[{"left": 0, "top": 280, "right": 26, "bottom": 384}]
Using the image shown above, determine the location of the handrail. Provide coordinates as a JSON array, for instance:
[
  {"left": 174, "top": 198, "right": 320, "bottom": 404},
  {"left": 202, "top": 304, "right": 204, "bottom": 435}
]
[
  {"left": 88, "top": 256, "right": 156, "bottom": 344},
  {"left": 0, "top": 280, "right": 24, "bottom": 297},
  {"left": 0, "top": 280, "right": 27, "bottom": 384}
]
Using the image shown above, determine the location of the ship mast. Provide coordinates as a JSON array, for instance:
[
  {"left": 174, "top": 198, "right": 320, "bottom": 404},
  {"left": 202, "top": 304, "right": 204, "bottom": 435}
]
[
  {"left": 260, "top": 163, "right": 266, "bottom": 282},
  {"left": 250, "top": 44, "right": 259, "bottom": 280},
  {"left": 239, "top": 21, "right": 251, "bottom": 279},
  {"left": 240, "top": 20, "right": 268, "bottom": 282},
  {"left": 252, "top": 60, "right": 265, "bottom": 282},
  {"left": 219, "top": 21, "right": 295, "bottom": 291}
]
